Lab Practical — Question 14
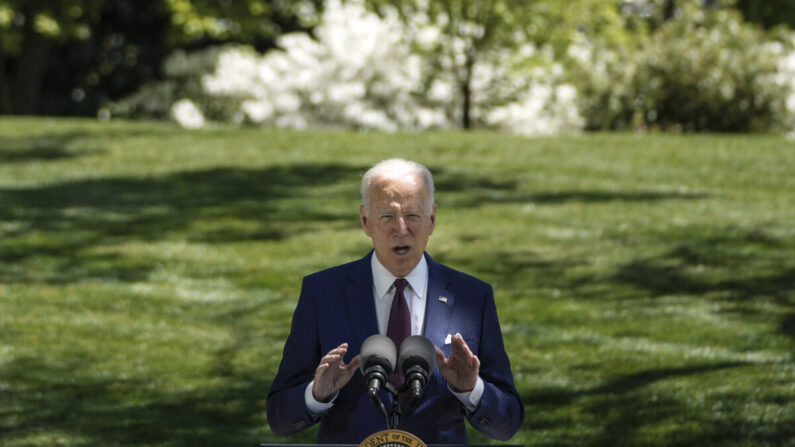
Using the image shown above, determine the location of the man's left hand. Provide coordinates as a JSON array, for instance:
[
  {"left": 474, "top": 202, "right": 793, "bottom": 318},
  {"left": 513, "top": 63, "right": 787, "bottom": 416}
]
[{"left": 435, "top": 334, "right": 480, "bottom": 392}]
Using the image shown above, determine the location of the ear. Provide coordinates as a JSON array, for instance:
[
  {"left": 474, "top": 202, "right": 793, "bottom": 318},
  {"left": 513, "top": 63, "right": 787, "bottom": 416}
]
[
  {"left": 429, "top": 203, "right": 437, "bottom": 234},
  {"left": 360, "top": 205, "right": 372, "bottom": 237}
]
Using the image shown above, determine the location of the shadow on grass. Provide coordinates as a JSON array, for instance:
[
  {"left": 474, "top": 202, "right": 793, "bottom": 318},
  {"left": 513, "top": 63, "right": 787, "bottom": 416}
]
[
  {"left": 0, "top": 161, "right": 713, "bottom": 286},
  {"left": 611, "top": 228, "right": 795, "bottom": 340},
  {"left": 0, "top": 351, "right": 278, "bottom": 447},
  {"left": 533, "top": 362, "right": 749, "bottom": 403},
  {"left": 0, "top": 295, "right": 312, "bottom": 447},
  {"left": 524, "top": 361, "right": 794, "bottom": 446},
  {"left": 0, "top": 132, "right": 104, "bottom": 163},
  {"left": 0, "top": 163, "right": 366, "bottom": 284},
  {"left": 433, "top": 167, "right": 709, "bottom": 207},
  {"left": 436, "top": 248, "right": 586, "bottom": 294},
  {"left": 467, "top": 226, "right": 795, "bottom": 341},
  {"left": 0, "top": 358, "right": 263, "bottom": 446},
  {"left": 449, "top": 226, "right": 793, "bottom": 444},
  {"left": 440, "top": 189, "right": 710, "bottom": 208},
  {"left": 526, "top": 190, "right": 709, "bottom": 204}
]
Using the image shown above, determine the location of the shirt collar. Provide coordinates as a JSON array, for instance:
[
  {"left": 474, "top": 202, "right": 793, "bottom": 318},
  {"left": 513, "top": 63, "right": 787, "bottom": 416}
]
[{"left": 371, "top": 252, "right": 428, "bottom": 301}]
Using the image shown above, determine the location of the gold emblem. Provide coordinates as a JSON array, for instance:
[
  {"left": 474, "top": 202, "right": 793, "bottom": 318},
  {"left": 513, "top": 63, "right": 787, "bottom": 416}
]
[{"left": 359, "top": 430, "right": 427, "bottom": 447}]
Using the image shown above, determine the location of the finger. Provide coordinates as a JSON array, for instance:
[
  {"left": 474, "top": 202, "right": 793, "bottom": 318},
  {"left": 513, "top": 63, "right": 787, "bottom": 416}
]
[
  {"left": 339, "top": 360, "right": 360, "bottom": 382},
  {"left": 452, "top": 335, "right": 474, "bottom": 359},
  {"left": 327, "top": 343, "right": 349, "bottom": 357},
  {"left": 434, "top": 345, "right": 447, "bottom": 367},
  {"left": 452, "top": 334, "right": 467, "bottom": 349},
  {"left": 320, "top": 353, "right": 342, "bottom": 366},
  {"left": 314, "top": 362, "right": 330, "bottom": 380},
  {"left": 322, "top": 343, "right": 348, "bottom": 356},
  {"left": 346, "top": 355, "right": 361, "bottom": 372},
  {"left": 322, "top": 343, "right": 350, "bottom": 365}
]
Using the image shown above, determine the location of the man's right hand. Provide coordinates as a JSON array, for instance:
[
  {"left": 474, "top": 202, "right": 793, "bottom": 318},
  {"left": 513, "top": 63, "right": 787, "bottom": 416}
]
[{"left": 312, "top": 343, "right": 360, "bottom": 402}]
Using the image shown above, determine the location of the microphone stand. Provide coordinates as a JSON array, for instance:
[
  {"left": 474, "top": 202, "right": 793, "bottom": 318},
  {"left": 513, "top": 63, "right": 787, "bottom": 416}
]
[{"left": 384, "top": 382, "right": 401, "bottom": 429}]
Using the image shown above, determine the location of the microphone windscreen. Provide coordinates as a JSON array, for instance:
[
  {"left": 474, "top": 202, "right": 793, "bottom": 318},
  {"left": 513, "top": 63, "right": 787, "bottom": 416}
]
[
  {"left": 360, "top": 334, "right": 396, "bottom": 374},
  {"left": 398, "top": 335, "right": 436, "bottom": 376}
]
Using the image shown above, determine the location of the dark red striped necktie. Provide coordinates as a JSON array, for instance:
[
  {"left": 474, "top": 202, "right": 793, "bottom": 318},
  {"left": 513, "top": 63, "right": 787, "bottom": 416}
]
[{"left": 387, "top": 278, "right": 410, "bottom": 388}]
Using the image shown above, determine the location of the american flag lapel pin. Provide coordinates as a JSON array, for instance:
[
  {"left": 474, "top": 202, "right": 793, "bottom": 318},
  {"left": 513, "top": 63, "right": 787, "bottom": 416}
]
[{"left": 438, "top": 296, "right": 448, "bottom": 303}]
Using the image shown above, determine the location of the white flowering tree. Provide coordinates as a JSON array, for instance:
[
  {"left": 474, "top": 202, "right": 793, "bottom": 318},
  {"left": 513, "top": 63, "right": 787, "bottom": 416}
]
[
  {"left": 196, "top": 0, "right": 584, "bottom": 134},
  {"left": 365, "top": 0, "right": 535, "bottom": 129},
  {"left": 366, "top": 0, "right": 636, "bottom": 130},
  {"left": 201, "top": 0, "right": 439, "bottom": 131},
  {"left": 772, "top": 35, "right": 795, "bottom": 136}
]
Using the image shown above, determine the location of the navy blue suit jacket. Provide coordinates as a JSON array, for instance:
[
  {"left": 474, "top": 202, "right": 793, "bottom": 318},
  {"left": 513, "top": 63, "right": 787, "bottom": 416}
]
[{"left": 267, "top": 252, "right": 524, "bottom": 444}]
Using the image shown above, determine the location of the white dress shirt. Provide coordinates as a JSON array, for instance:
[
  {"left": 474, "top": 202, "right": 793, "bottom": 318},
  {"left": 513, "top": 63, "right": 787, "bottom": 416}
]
[
  {"left": 371, "top": 252, "right": 427, "bottom": 337},
  {"left": 305, "top": 253, "right": 483, "bottom": 414}
]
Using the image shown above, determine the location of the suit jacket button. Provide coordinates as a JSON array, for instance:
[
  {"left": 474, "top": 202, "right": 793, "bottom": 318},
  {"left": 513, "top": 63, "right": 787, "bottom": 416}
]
[
  {"left": 478, "top": 416, "right": 491, "bottom": 426},
  {"left": 293, "top": 419, "right": 306, "bottom": 429}
]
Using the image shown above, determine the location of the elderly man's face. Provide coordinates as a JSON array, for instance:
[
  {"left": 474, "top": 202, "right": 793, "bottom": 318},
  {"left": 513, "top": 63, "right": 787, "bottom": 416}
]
[{"left": 360, "top": 175, "right": 436, "bottom": 277}]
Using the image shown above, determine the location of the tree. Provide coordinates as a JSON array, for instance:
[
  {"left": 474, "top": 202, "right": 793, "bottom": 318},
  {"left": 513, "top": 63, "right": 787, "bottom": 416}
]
[
  {"left": 364, "top": 0, "right": 532, "bottom": 129},
  {"left": 735, "top": 0, "right": 795, "bottom": 30},
  {"left": 366, "top": 0, "right": 635, "bottom": 129},
  {"left": 0, "top": 0, "right": 322, "bottom": 115},
  {"left": 0, "top": 0, "right": 103, "bottom": 114}
]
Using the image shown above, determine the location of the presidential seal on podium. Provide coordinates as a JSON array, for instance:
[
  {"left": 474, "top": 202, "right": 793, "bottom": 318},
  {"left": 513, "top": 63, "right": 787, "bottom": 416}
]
[{"left": 359, "top": 430, "right": 427, "bottom": 447}]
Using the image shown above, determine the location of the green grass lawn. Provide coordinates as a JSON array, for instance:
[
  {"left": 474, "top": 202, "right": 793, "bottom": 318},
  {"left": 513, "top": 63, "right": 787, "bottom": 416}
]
[{"left": 0, "top": 117, "right": 793, "bottom": 446}]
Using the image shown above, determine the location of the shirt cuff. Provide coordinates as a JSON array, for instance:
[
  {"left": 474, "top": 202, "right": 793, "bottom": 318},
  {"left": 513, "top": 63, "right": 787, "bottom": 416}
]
[
  {"left": 448, "top": 377, "right": 484, "bottom": 412},
  {"left": 305, "top": 380, "right": 337, "bottom": 415}
]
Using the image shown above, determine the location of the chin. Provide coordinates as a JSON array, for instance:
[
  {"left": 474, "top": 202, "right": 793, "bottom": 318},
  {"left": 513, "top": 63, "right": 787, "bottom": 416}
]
[{"left": 391, "top": 258, "right": 419, "bottom": 277}]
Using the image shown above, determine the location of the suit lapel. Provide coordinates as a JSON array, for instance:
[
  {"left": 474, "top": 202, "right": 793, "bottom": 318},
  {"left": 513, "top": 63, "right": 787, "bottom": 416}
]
[
  {"left": 422, "top": 253, "right": 455, "bottom": 356},
  {"left": 394, "top": 253, "right": 454, "bottom": 416},
  {"left": 345, "top": 251, "right": 379, "bottom": 349}
]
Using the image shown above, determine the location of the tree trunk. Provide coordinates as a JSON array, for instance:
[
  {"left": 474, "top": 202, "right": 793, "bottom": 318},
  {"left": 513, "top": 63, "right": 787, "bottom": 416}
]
[
  {"left": 0, "top": 30, "right": 11, "bottom": 114},
  {"left": 461, "top": 51, "right": 475, "bottom": 130},
  {"left": 10, "top": 8, "right": 51, "bottom": 115},
  {"left": 462, "top": 78, "right": 471, "bottom": 130},
  {"left": 663, "top": 0, "right": 677, "bottom": 21}
]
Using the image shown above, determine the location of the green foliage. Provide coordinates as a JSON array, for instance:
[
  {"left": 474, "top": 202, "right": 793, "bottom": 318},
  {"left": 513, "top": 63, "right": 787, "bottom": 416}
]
[
  {"left": 162, "top": 0, "right": 323, "bottom": 45},
  {"left": 0, "top": 0, "right": 323, "bottom": 56},
  {"left": 0, "top": 0, "right": 102, "bottom": 53},
  {"left": 571, "top": 3, "right": 789, "bottom": 132},
  {"left": 1, "top": 118, "right": 794, "bottom": 446},
  {"left": 0, "top": 0, "right": 323, "bottom": 116},
  {"left": 372, "top": 0, "right": 635, "bottom": 53},
  {"left": 736, "top": 0, "right": 795, "bottom": 30},
  {"left": 528, "top": 0, "right": 637, "bottom": 54}
]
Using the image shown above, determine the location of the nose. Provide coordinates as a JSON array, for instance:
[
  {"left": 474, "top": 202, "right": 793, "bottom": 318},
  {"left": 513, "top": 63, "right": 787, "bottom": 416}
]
[{"left": 394, "top": 216, "right": 409, "bottom": 236}]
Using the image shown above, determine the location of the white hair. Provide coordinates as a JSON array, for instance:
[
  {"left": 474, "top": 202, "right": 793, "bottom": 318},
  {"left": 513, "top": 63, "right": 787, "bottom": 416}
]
[{"left": 361, "top": 158, "right": 435, "bottom": 212}]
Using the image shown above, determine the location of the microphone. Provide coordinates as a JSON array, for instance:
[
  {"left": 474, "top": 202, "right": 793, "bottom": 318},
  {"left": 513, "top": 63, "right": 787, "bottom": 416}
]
[
  {"left": 398, "top": 335, "right": 436, "bottom": 403},
  {"left": 359, "top": 335, "right": 396, "bottom": 420}
]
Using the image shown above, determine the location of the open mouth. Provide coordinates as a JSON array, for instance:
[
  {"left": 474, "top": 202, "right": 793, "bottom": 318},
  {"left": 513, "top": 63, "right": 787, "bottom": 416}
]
[{"left": 393, "top": 246, "right": 410, "bottom": 255}]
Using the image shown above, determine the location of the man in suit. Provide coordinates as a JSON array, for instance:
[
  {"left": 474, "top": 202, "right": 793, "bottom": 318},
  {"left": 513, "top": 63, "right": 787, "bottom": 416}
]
[{"left": 267, "top": 159, "right": 524, "bottom": 444}]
